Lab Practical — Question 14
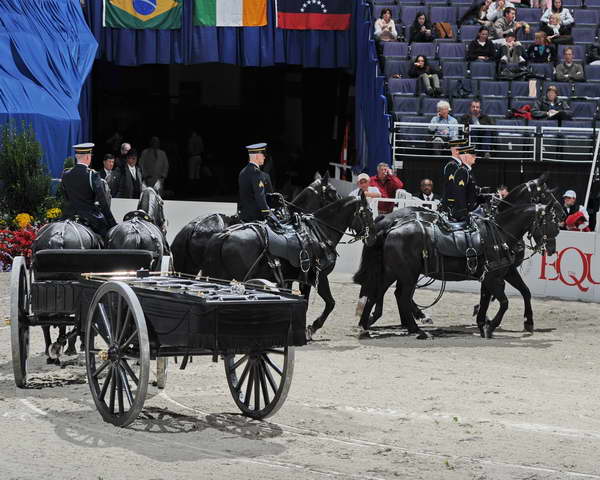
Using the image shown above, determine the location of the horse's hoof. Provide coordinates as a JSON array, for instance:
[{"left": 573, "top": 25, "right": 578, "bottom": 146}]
[
  {"left": 46, "top": 357, "right": 55, "bottom": 365},
  {"left": 523, "top": 321, "right": 534, "bottom": 334},
  {"left": 420, "top": 315, "right": 434, "bottom": 325},
  {"left": 415, "top": 331, "right": 430, "bottom": 340},
  {"left": 306, "top": 325, "right": 314, "bottom": 342},
  {"left": 477, "top": 324, "right": 485, "bottom": 338},
  {"left": 483, "top": 323, "right": 494, "bottom": 339},
  {"left": 65, "top": 347, "right": 77, "bottom": 356}
]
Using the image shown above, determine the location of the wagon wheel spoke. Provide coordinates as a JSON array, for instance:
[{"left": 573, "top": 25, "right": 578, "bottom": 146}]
[
  {"left": 260, "top": 355, "right": 278, "bottom": 394},
  {"left": 92, "top": 322, "right": 110, "bottom": 347},
  {"left": 121, "top": 328, "right": 139, "bottom": 351},
  {"left": 232, "top": 354, "right": 249, "bottom": 370},
  {"left": 258, "top": 360, "right": 270, "bottom": 406},
  {"left": 99, "top": 365, "right": 113, "bottom": 401},
  {"left": 244, "top": 363, "right": 255, "bottom": 407},
  {"left": 117, "top": 310, "right": 132, "bottom": 344},
  {"left": 264, "top": 348, "right": 286, "bottom": 355},
  {"left": 109, "top": 368, "right": 117, "bottom": 413},
  {"left": 116, "top": 367, "right": 125, "bottom": 415},
  {"left": 234, "top": 359, "right": 252, "bottom": 393},
  {"left": 97, "top": 303, "right": 113, "bottom": 343},
  {"left": 263, "top": 353, "right": 283, "bottom": 376},
  {"left": 115, "top": 295, "right": 124, "bottom": 342},
  {"left": 118, "top": 365, "right": 134, "bottom": 408},
  {"left": 92, "top": 359, "right": 111, "bottom": 379},
  {"left": 120, "top": 359, "right": 140, "bottom": 386},
  {"left": 254, "top": 363, "right": 261, "bottom": 412}
]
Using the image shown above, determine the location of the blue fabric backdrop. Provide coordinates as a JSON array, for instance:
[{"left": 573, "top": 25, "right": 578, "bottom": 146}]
[
  {"left": 0, "top": 0, "right": 98, "bottom": 178},
  {"left": 354, "top": 1, "right": 392, "bottom": 174},
  {"left": 86, "top": 0, "right": 352, "bottom": 68}
]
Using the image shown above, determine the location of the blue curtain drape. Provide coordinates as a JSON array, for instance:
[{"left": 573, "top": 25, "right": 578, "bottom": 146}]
[
  {"left": 86, "top": 0, "right": 352, "bottom": 68},
  {"left": 0, "top": 0, "right": 98, "bottom": 178},
  {"left": 354, "top": 1, "right": 392, "bottom": 174}
]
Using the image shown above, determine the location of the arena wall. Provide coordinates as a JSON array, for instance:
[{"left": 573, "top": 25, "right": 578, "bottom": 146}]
[{"left": 112, "top": 199, "right": 600, "bottom": 303}]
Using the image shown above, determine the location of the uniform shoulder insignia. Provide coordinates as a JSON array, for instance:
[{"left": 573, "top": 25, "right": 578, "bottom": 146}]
[
  {"left": 458, "top": 180, "right": 465, "bottom": 186},
  {"left": 449, "top": 174, "right": 454, "bottom": 180},
  {"left": 258, "top": 180, "right": 264, "bottom": 188}
]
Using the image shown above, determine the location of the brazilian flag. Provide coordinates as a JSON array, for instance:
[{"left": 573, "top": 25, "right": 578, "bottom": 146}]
[{"left": 104, "top": 0, "right": 183, "bottom": 29}]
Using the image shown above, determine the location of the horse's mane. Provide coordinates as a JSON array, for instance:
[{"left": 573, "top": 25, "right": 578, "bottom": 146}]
[
  {"left": 292, "top": 178, "right": 321, "bottom": 204},
  {"left": 313, "top": 196, "right": 358, "bottom": 218}
]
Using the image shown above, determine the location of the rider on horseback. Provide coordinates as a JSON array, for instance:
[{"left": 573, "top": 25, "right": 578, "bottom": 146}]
[{"left": 61, "top": 143, "right": 117, "bottom": 238}]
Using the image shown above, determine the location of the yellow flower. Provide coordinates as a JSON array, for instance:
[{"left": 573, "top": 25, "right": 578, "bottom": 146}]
[
  {"left": 46, "top": 208, "right": 62, "bottom": 219},
  {"left": 15, "top": 213, "right": 33, "bottom": 229}
]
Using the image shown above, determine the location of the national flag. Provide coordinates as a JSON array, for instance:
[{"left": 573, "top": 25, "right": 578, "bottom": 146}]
[
  {"left": 193, "top": 0, "right": 267, "bottom": 27},
  {"left": 276, "top": 0, "right": 351, "bottom": 30},
  {"left": 104, "top": 0, "right": 182, "bottom": 29}
]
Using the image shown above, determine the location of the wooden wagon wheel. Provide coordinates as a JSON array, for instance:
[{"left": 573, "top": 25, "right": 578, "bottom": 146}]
[
  {"left": 10, "top": 256, "right": 30, "bottom": 388},
  {"left": 84, "top": 281, "right": 150, "bottom": 427},
  {"left": 224, "top": 346, "right": 295, "bottom": 419}
]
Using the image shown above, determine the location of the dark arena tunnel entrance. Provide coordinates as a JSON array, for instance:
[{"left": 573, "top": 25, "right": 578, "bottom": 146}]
[{"left": 90, "top": 62, "right": 354, "bottom": 201}]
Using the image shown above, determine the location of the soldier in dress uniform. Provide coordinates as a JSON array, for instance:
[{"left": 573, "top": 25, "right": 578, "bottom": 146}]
[
  {"left": 61, "top": 143, "right": 117, "bottom": 238},
  {"left": 451, "top": 143, "right": 479, "bottom": 221},
  {"left": 238, "top": 143, "right": 274, "bottom": 222},
  {"left": 440, "top": 138, "right": 467, "bottom": 214}
]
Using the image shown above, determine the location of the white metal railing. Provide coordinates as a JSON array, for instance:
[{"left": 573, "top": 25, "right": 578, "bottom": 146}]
[{"left": 540, "top": 127, "right": 598, "bottom": 164}]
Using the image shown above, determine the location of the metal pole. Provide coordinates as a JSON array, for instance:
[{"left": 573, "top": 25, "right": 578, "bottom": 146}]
[{"left": 584, "top": 129, "right": 600, "bottom": 211}]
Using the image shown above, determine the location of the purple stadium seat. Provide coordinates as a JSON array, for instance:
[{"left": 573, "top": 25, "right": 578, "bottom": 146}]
[
  {"left": 384, "top": 59, "right": 412, "bottom": 77},
  {"left": 516, "top": 9, "right": 541, "bottom": 23},
  {"left": 421, "top": 97, "right": 445, "bottom": 115},
  {"left": 479, "top": 80, "right": 509, "bottom": 97},
  {"left": 438, "top": 42, "right": 466, "bottom": 60},
  {"left": 572, "top": 9, "right": 599, "bottom": 25},
  {"left": 397, "top": 115, "right": 430, "bottom": 123},
  {"left": 459, "top": 25, "right": 480, "bottom": 42},
  {"left": 569, "top": 100, "right": 598, "bottom": 119},
  {"left": 511, "top": 80, "right": 537, "bottom": 97},
  {"left": 575, "top": 83, "right": 600, "bottom": 97},
  {"left": 442, "top": 60, "right": 468, "bottom": 79},
  {"left": 373, "top": 0, "right": 397, "bottom": 5},
  {"left": 382, "top": 42, "right": 410, "bottom": 58},
  {"left": 561, "top": 120, "right": 593, "bottom": 129},
  {"left": 585, "top": 65, "right": 600, "bottom": 83},
  {"left": 430, "top": 7, "right": 458, "bottom": 23},
  {"left": 411, "top": 43, "right": 436, "bottom": 58},
  {"left": 444, "top": 78, "right": 476, "bottom": 96},
  {"left": 572, "top": 28, "right": 596, "bottom": 44},
  {"left": 586, "top": 0, "right": 600, "bottom": 7},
  {"left": 453, "top": 0, "right": 473, "bottom": 4},
  {"left": 470, "top": 61, "right": 495, "bottom": 80},
  {"left": 373, "top": 6, "right": 401, "bottom": 22},
  {"left": 496, "top": 118, "right": 527, "bottom": 127},
  {"left": 457, "top": 6, "right": 471, "bottom": 21},
  {"left": 562, "top": 0, "right": 581, "bottom": 6},
  {"left": 545, "top": 81, "right": 574, "bottom": 97},
  {"left": 393, "top": 95, "right": 420, "bottom": 115},
  {"left": 529, "top": 119, "right": 559, "bottom": 129},
  {"left": 400, "top": 6, "right": 425, "bottom": 25},
  {"left": 511, "top": 97, "right": 536, "bottom": 110},
  {"left": 388, "top": 78, "right": 419, "bottom": 95},
  {"left": 451, "top": 98, "right": 474, "bottom": 115},
  {"left": 530, "top": 63, "right": 554, "bottom": 80},
  {"left": 480, "top": 97, "right": 508, "bottom": 116}
]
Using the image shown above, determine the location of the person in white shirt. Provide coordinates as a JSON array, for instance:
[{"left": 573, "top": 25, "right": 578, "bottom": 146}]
[
  {"left": 562, "top": 190, "right": 590, "bottom": 232},
  {"left": 350, "top": 173, "right": 381, "bottom": 208},
  {"left": 139, "top": 136, "right": 169, "bottom": 196},
  {"left": 487, "top": 0, "right": 515, "bottom": 23},
  {"left": 374, "top": 8, "right": 398, "bottom": 41},
  {"left": 540, "top": 0, "right": 574, "bottom": 27}
]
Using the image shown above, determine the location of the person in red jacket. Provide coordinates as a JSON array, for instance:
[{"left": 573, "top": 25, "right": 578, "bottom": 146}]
[{"left": 370, "top": 162, "right": 404, "bottom": 214}]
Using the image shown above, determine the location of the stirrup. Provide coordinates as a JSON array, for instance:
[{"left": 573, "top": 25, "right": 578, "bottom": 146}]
[{"left": 465, "top": 247, "right": 478, "bottom": 274}]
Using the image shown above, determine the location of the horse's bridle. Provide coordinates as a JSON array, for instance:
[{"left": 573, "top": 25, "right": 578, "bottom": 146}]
[{"left": 309, "top": 202, "right": 372, "bottom": 244}]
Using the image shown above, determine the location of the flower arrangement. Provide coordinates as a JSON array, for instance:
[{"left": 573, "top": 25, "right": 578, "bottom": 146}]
[
  {"left": 0, "top": 228, "right": 36, "bottom": 271},
  {"left": 46, "top": 207, "right": 61, "bottom": 220},
  {"left": 15, "top": 213, "right": 33, "bottom": 229}
]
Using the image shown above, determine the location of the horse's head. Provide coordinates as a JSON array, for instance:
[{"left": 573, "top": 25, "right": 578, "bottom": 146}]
[
  {"left": 294, "top": 173, "right": 341, "bottom": 212},
  {"left": 528, "top": 202, "right": 564, "bottom": 256},
  {"left": 351, "top": 192, "right": 376, "bottom": 246},
  {"left": 138, "top": 187, "right": 166, "bottom": 232}
]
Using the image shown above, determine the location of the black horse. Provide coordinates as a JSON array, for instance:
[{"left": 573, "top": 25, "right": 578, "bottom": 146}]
[
  {"left": 203, "top": 195, "right": 375, "bottom": 338},
  {"left": 171, "top": 173, "right": 340, "bottom": 276},
  {"left": 354, "top": 180, "right": 562, "bottom": 338},
  {"left": 107, "top": 187, "right": 169, "bottom": 270}
]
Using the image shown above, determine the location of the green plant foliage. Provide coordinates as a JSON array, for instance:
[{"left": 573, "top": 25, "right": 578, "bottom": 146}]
[{"left": 0, "top": 122, "right": 51, "bottom": 218}]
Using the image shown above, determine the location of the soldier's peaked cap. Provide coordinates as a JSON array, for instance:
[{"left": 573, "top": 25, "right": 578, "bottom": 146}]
[
  {"left": 448, "top": 139, "right": 467, "bottom": 147},
  {"left": 73, "top": 143, "right": 94, "bottom": 154},
  {"left": 458, "top": 144, "right": 476, "bottom": 154},
  {"left": 246, "top": 143, "right": 267, "bottom": 154}
]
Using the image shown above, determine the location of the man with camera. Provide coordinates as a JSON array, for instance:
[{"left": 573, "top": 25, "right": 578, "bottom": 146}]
[{"left": 369, "top": 162, "right": 404, "bottom": 215}]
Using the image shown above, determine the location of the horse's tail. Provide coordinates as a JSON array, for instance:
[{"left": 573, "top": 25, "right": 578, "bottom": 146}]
[{"left": 353, "top": 242, "right": 384, "bottom": 299}]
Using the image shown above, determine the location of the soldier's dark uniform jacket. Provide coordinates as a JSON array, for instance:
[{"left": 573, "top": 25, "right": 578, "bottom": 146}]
[
  {"left": 61, "top": 164, "right": 117, "bottom": 237},
  {"left": 238, "top": 162, "right": 270, "bottom": 222},
  {"left": 450, "top": 164, "right": 478, "bottom": 221},
  {"left": 440, "top": 155, "right": 462, "bottom": 213}
]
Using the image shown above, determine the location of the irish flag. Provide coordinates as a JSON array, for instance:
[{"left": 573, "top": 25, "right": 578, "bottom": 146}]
[{"left": 194, "top": 0, "right": 267, "bottom": 27}]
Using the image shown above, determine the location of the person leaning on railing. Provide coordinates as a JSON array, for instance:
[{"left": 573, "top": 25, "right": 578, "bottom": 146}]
[{"left": 532, "top": 85, "right": 573, "bottom": 120}]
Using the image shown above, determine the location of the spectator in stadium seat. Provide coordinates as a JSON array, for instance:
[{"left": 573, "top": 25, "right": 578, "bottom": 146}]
[
  {"left": 416, "top": 178, "right": 441, "bottom": 202},
  {"left": 532, "top": 85, "right": 573, "bottom": 120},
  {"left": 429, "top": 100, "right": 459, "bottom": 149},
  {"left": 526, "top": 31, "right": 556, "bottom": 63},
  {"left": 586, "top": 42, "right": 600, "bottom": 66},
  {"left": 540, "top": 13, "right": 573, "bottom": 45},
  {"left": 467, "top": 27, "right": 497, "bottom": 62},
  {"left": 409, "top": 12, "right": 434, "bottom": 43},
  {"left": 561, "top": 190, "right": 590, "bottom": 231},
  {"left": 350, "top": 173, "right": 382, "bottom": 208},
  {"left": 498, "top": 31, "right": 527, "bottom": 79},
  {"left": 555, "top": 47, "right": 585, "bottom": 82},
  {"left": 369, "top": 163, "right": 404, "bottom": 214},
  {"left": 374, "top": 8, "right": 398, "bottom": 42},
  {"left": 492, "top": 7, "right": 529, "bottom": 45},
  {"left": 540, "top": 0, "right": 574, "bottom": 29},
  {"left": 486, "top": 0, "right": 514, "bottom": 23},
  {"left": 458, "top": 100, "right": 495, "bottom": 126},
  {"left": 408, "top": 55, "right": 443, "bottom": 97},
  {"left": 497, "top": 185, "right": 509, "bottom": 198},
  {"left": 458, "top": 0, "right": 493, "bottom": 27}
]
